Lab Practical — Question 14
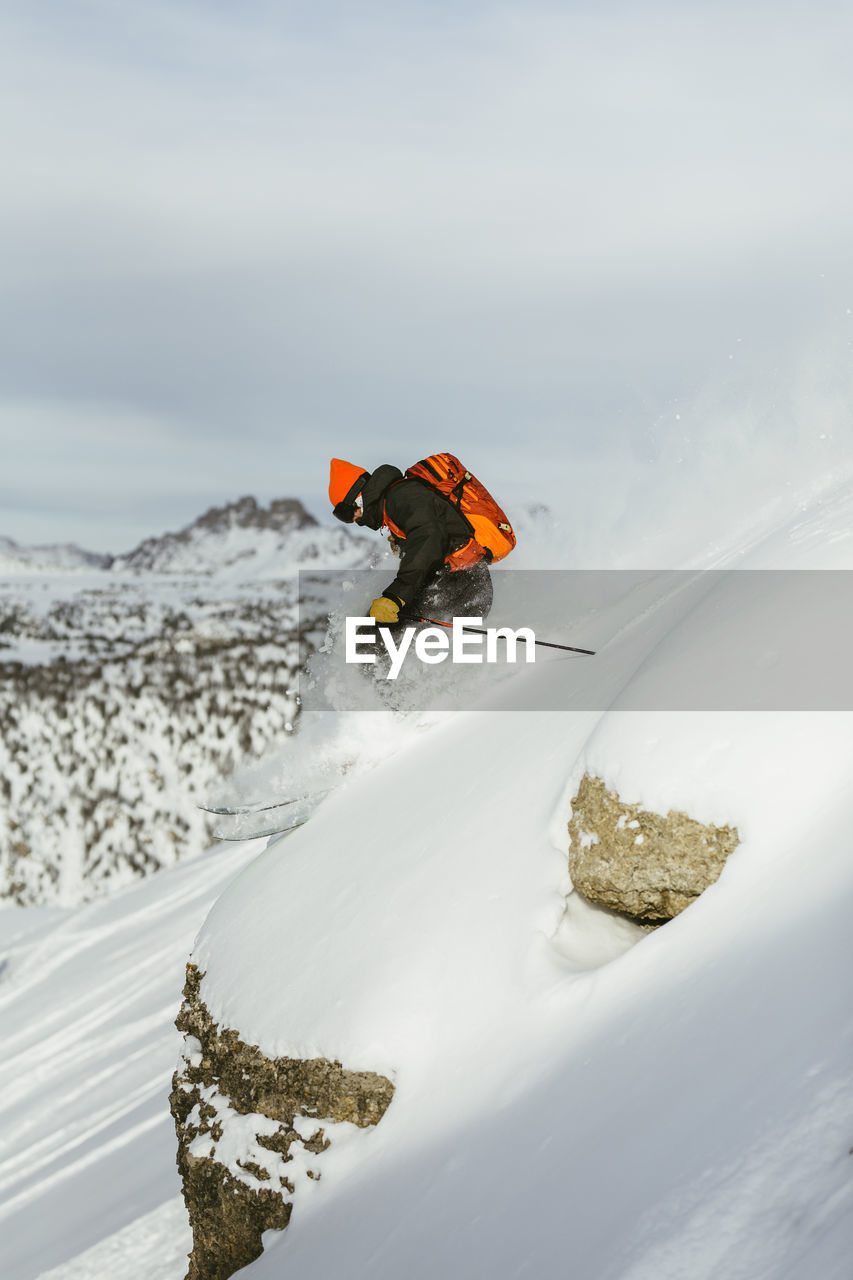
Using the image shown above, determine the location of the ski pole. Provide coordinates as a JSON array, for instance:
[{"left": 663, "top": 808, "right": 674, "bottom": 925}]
[{"left": 414, "top": 616, "right": 595, "bottom": 656}]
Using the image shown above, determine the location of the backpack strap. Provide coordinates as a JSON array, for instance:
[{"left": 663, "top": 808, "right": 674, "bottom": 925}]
[{"left": 411, "top": 457, "right": 472, "bottom": 509}]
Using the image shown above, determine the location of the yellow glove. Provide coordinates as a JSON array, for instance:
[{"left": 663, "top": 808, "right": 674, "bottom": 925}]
[{"left": 369, "top": 595, "right": 403, "bottom": 624}]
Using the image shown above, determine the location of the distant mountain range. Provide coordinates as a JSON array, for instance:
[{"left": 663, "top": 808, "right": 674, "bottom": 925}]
[
  {"left": 0, "top": 496, "right": 367, "bottom": 578},
  {"left": 0, "top": 536, "right": 113, "bottom": 573}
]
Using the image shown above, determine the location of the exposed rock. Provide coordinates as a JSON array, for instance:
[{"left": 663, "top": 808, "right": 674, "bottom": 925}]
[
  {"left": 170, "top": 964, "right": 394, "bottom": 1280},
  {"left": 568, "top": 772, "right": 739, "bottom": 923}
]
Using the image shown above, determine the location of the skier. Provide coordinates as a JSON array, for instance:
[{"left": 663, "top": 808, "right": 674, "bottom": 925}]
[{"left": 328, "top": 458, "right": 495, "bottom": 626}]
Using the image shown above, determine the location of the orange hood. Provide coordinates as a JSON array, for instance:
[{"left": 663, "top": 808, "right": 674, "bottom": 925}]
[
  {"left": 329, "top": 458, "right": 372, "bottom": 522},
  {"left": 329, "top": 458, "right": 368, "bottom": 507}
]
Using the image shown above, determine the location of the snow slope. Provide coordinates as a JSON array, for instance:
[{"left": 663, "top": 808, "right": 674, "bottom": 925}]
[
  {"left": 196, "top": 479, "right": 853, "bottom": 1277},
  {"left": 2, "top": 477, "right": 852, "bottom": 1279},
  {"left": 0, "top": 840, "right": 264, "bottom": 1280}
]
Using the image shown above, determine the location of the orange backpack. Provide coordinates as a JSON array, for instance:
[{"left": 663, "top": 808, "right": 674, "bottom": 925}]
[{"left": 386, "top": 453, "right": 516, "bottom": 571}]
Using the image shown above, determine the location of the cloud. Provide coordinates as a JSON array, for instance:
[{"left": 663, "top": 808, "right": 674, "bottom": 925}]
[{"left": 1, "top": 0, "right": 852, "bottom": 548}]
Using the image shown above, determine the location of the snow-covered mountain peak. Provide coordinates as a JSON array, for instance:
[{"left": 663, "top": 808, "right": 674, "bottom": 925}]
[
  {"left": 186, "top": 494, "right": 316, "bottom": 536},
  {"left": 112, "top": 495, "right": 368, "bottom": 577}
]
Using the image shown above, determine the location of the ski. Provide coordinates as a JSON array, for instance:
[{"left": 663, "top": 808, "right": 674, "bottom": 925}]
[
  {"left": 205, "top": 789, "right": 331, "bottom": 842},
  {"left": 198, "top": 789, "right": 329, "bottom": 817},
  {"left": 211, "top": 816, "right": 309, "bottom": 841}
]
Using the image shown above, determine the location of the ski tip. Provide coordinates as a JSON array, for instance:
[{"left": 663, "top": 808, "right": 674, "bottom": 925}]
[
  {"left": 197, "top": 788, "right": 332, "bottom": 818},
  {"left": 211, "top": 818, "right": 309, "bottom": 841}
]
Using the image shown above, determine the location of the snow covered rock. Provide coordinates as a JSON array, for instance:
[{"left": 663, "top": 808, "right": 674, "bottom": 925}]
[
  {"left": 568, "top": 773, "right": 740, "bottom": 923},
  {"left": 170, "top": 964, "right": 394, "bottom": 1280}
]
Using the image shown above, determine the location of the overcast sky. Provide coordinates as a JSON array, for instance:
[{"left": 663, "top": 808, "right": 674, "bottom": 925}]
[{"left": 2, "top": 0, "right": 852, "bottom": 551}]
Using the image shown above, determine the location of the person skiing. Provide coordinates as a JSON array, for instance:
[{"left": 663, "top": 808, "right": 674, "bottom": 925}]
[{"left": 328, "top": 457, "right": 497, "bottom": 625}]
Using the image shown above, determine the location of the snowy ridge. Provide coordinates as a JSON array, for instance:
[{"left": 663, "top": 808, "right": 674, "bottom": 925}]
[{"left": 0, "top": 537, "right": 112, "bottom": 576}]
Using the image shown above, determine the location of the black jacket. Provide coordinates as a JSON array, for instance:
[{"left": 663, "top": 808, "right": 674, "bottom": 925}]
[{"left": 357, "top": 465, "right": 472, "bottom": 606}]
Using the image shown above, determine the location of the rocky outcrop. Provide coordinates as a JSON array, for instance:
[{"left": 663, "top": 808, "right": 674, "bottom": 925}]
[
  {"left": 170, "top": 964, "right": 395, "bottom": 1280},
  {"left": 568, "top": 773, "right": 739, "bottom": 923}
]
